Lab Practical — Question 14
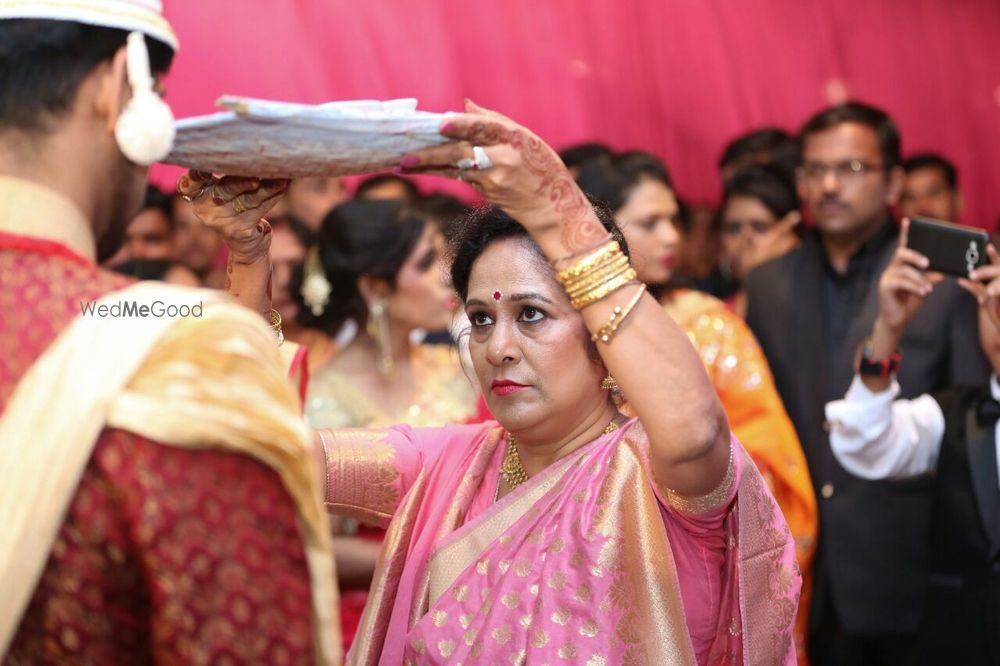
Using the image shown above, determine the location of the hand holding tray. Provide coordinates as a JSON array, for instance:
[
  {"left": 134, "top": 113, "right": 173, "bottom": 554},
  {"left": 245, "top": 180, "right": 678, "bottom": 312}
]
[{"left": 164, "top": 97, "right": 452, "bottom": 178}]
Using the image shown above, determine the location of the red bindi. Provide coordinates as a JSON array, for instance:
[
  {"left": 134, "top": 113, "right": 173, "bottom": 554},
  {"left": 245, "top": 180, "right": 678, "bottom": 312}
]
[{"left": 492, "top": 290, "right": 502, "bottom": 302}]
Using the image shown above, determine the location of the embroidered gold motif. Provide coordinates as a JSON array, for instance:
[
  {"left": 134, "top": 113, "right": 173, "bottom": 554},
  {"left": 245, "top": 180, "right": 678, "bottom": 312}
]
[
  {"left": 531, "top": 629, "right": 549, "bottom": 648},
  {"left": 580, "top": 619, "right": 599, "bottom": 638},
  {"left": 551, "top": 608, "right": 571, "bottom": 626},
  {"left": 491, "top": 625, "right": 512, "bottom": 645},
  {"left": 432, "top": 610, "right": 448, "bottom": 627},
  {"left": 558, "top": 643, "right": 578, "bottom": 659},
  {"left": 438, "top": 639, "right": 456, "bottom": 657},
  {"left": 501, "top": 592, "right": 520, "bottom": 608}
]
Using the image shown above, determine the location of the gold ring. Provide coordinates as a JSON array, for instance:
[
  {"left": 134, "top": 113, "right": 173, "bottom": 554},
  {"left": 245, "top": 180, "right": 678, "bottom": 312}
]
[{"left": 232, "top": 194, "right": 247, "bottom": 214}]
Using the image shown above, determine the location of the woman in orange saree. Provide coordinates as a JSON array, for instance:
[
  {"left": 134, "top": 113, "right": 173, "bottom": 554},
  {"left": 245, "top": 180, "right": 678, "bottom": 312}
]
[{"left": 183, "top": 102, "right": 800, "bottom": 665}]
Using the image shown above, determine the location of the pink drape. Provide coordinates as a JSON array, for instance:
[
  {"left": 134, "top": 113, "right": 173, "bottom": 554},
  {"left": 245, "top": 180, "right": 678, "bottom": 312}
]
[{"left": 155, "top": 0, "right": 1000, "bottom": 229}]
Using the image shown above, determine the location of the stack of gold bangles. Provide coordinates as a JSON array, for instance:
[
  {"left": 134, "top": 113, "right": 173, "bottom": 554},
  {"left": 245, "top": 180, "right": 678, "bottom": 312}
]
[{"left": 556, "top": 240, "right": 644, "bottom": 344}]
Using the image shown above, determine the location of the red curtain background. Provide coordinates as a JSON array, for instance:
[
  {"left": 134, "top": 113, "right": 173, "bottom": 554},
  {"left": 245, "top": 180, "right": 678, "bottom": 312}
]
[{"left": 155, "top": 0, "right": 1000, "bottom": 229}]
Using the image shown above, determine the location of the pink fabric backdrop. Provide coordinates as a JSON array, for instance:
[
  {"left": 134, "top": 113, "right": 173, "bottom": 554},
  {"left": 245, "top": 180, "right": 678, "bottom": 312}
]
[{"left": 154, "top": 0, "right": 1000, "bottom": 229}]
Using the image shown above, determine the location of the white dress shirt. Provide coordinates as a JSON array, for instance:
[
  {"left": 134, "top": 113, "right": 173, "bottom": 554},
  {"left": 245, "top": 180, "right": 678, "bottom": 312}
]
[{"left": 825, "top": 374, "right": 1000, "bottom": 489}]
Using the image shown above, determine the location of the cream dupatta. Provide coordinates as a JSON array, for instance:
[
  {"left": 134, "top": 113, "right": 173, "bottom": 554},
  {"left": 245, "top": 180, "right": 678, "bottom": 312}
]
[{"left": 0, "top": 283, "right": 340, "bottom": 664}]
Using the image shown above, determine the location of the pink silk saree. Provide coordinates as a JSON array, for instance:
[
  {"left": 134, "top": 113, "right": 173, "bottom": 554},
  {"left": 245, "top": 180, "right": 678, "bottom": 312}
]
[{"left": 322, "top": 419, "right": 799, "bottom": 665}]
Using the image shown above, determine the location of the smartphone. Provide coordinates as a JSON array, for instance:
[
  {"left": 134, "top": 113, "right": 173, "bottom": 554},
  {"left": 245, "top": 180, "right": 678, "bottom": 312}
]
[{"left": 905, "top": 216, "right": 990, "bottom": 277}]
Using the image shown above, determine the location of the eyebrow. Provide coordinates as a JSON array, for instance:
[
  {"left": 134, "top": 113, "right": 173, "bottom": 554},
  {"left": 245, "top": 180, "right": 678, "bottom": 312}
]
[{"left": 466, "top": 292, "right": 554, "bottom": 307}]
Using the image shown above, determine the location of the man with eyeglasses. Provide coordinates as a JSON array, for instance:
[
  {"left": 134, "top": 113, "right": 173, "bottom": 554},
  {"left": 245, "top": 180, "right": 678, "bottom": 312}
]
[{"left": 744, "top": 101, "right": 989, "bottom": 663}]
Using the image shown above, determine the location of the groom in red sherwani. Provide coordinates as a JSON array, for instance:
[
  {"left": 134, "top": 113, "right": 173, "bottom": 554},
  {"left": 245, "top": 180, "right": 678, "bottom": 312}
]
[{"left": 0, "top": 4, "right": 337, "bottom": 664}]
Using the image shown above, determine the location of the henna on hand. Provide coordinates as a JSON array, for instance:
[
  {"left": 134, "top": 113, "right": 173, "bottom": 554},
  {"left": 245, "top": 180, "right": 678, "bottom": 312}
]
[{"left": 443, "top": 117, "right": 605, "bottom": 256}]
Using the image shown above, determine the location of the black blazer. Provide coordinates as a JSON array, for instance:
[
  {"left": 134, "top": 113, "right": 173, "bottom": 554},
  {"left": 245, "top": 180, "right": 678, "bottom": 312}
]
[
  {"left": 919, "top": 386, "right": 1000, "bottom": 664},
  {"left": 745, "top": 225, "right": 989, "bottom": 634}
]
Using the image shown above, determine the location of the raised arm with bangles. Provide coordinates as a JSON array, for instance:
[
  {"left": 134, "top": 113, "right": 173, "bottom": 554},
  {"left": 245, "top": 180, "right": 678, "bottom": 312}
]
[{"left": 179, "top": 100, "right": 800, "bottom": 665}]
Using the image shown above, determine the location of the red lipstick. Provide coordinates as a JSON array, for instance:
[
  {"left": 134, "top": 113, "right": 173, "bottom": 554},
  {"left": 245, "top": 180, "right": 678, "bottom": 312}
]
[{"left": 491, "top": 379, "right": 528, "bottom": 396}]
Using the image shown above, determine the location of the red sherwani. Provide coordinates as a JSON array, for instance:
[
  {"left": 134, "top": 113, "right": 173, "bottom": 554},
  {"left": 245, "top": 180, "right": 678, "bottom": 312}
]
[{"left": 1, "top": 205, "right": 319, "bottom": 663}]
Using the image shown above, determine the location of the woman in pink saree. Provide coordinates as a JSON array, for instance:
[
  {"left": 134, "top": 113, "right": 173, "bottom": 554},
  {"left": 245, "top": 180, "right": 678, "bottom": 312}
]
[{"left": 183, "top": 102, "right": 800, "bottom": 665}]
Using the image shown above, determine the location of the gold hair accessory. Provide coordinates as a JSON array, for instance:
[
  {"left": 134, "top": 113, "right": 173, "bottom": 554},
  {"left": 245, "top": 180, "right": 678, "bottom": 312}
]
[
  {"left": 301, "top": 246, "right": 331, "bottom": 316},
  {"left": 591, "top": 283, "right": 647, "bottom": 344},
  {"left": 501, "top": 419, "right": 621, "bottom": 492}
]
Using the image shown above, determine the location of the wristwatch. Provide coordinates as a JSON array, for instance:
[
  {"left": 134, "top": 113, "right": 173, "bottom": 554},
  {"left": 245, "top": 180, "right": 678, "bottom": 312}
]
[{"left": 858, "top": 342, "right": 902, "bottom": 379}]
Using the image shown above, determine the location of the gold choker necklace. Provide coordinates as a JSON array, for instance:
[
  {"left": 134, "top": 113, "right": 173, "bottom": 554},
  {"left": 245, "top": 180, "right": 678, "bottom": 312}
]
[{"left": 500, "top": 419, "right": 620, "bottom": 491}]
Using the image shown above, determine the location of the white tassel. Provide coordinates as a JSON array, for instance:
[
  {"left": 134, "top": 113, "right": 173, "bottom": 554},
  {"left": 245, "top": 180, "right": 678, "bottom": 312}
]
[{"left": 114, "top": 32, "right": 175, "bottom": 166}]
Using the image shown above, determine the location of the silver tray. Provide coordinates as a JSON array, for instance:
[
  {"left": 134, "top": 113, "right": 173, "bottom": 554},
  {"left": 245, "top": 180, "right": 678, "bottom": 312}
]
[{"left": 165, "top": 97, "right": 451, "bottom": 178}]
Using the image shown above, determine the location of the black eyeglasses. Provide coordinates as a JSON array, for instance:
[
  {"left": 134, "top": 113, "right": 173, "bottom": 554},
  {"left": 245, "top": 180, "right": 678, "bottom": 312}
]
[{"left": 799, "top": 159, "right": 884, "bottom": 183}]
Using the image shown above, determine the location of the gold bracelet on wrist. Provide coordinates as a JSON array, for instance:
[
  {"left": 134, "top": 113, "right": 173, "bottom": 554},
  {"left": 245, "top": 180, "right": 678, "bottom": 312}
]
[
  {"left": 570, "top": 268, "right": 637, "bottom": 310},
  {"left": 268, "top": 308, "right": 284, "bottom": 347},
  {"left": 556, "top": 239, "right": 639, "bottom": 310},
  {"left": 553, "top": 233, "right": 616, "bottom": 269},
  {"left": 556, "top": 241, "right": 621, "bottom": 281},
  {"left": 562, "top": 254, "right": 631, "bottom": 296},
  {"left": 591, "top": 283, "right": 647, "bottom": 344}
]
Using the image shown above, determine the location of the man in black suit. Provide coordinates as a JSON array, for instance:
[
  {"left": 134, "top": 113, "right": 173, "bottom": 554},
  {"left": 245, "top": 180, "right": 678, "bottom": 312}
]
[
  {"left": 745, "top": 101, "right": 989, "bottom": 663},
  {"left": 826, "top": 225, "right": 1000, "bottom": 664}
]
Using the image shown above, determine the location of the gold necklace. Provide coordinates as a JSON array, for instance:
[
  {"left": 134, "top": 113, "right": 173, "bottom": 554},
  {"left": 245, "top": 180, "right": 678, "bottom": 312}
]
[{"left": 501, "top": 419, "right": 620, "bottom": 491}]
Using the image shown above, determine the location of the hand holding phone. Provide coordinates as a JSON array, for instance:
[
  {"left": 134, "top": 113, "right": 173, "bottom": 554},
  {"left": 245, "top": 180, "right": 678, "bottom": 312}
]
[{"left": 905, "top": 216, "right": 990, "bottom": 278}]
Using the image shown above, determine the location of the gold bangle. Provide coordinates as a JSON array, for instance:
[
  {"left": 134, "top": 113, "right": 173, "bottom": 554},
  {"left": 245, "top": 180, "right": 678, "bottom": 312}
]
[
  {"left": 553, "top": 232, "right": 615, "bottom": 268},
  {"left": 563, "top": 254, "right": 631, "bottom": 295},
  {"left": 591, "top": 283, "right": 647, "bottom": 343},
  {"left": 556, "top": 241, "right": 621, "bottom": 282},
  {"left": 268, "top": 308, "right": 284, "bottom": 347},
  {"left": 567, "top": 264, "right": 634, "bottom": 304},
  {"left": 571, "top": 268, "right": 637, "bottom": 309}
]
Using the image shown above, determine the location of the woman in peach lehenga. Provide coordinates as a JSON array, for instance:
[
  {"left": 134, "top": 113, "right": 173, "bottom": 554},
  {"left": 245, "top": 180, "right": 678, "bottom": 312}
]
[{"left": 184, "top": 103, "right": 800, "bottom": 665}]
